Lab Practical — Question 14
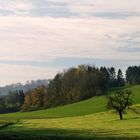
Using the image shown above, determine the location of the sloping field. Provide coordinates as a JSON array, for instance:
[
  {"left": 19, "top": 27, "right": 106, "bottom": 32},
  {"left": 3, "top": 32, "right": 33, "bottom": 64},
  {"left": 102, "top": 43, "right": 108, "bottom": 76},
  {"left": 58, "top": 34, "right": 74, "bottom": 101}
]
[
  {"left": 0, "top": 105, "right": 140, "bottom": 140},
  {"left": 0, "top": 85, "right": 140, "bottom": 140},
  {"left": 0, "top": 85, "right": 139, "bottom": 119}
]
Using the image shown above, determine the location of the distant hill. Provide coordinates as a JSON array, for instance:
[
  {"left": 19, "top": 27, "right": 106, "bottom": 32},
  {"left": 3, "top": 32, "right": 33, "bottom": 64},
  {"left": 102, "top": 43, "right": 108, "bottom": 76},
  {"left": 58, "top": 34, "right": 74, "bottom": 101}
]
[{"left": 0, "top": 79, "right": 49, "bottom": 95}]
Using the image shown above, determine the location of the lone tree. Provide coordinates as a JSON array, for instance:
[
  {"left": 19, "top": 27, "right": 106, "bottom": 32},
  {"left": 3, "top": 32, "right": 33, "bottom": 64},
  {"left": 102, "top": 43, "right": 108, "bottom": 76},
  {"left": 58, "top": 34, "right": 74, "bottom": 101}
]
[{"left": 107, "top": 90, "right": 133, "bottom": 120}]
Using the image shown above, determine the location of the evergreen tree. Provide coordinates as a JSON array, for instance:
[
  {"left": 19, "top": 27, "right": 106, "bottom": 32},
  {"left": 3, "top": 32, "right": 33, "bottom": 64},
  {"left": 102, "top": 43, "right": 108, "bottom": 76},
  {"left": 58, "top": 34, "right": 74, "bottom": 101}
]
[{"left": 117, "top": 69, "right": 125, "bottom": 87}]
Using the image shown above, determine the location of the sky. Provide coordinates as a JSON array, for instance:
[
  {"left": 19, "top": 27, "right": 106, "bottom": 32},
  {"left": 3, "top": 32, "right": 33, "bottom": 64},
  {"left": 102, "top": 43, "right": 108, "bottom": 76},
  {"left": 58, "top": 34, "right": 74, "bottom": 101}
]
[{"left": 0, "top": 0, "right": 140, "bottom": 86}]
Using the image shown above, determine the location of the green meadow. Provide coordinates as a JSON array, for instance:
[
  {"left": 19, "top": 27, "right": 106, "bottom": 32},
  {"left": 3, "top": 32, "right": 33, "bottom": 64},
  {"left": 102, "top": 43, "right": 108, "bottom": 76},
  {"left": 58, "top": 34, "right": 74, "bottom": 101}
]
[{"left": 0, "top": 85, "right": 140, "bottom": 140}]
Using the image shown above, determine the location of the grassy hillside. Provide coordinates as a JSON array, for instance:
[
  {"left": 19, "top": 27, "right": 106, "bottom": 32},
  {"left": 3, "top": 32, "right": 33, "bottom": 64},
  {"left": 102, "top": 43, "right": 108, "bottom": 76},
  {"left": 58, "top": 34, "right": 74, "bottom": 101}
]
[
  {"left": 128, "top": 85, "right": 140, "bottom": 104},
  {"left": 0, "top": 85, "right": 140, "bottom": 119},
  {"left": 0, "top": 105, "right": 140, "bottom": 140},
  {"left": 0, "top": 85, "right": 140, "bottom": 140},
  {"left": 0, "top": 96, "right": 107, "bottom": 119}
]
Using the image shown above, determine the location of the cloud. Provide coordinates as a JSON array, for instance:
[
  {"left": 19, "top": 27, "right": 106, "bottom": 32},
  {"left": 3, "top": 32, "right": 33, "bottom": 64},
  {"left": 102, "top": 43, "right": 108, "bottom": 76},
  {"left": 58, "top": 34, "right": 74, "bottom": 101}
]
[
  {"left": 90, "top": 11, "right": 140, "bottom": 19},
  {"left": 0, "top": 1, "right": 33, "bottom": 16},
  {"left": 0, "top": 0, "right": 140, "bottom": 85},
  {"left": 0, "top": 0, "right": 140, "bottom": 18},
  {"left": 0, "top": 16, "right": 140, "bottom": 62},
  {"left": 118, "top": 46, "right": 140, "bottom": 52},
  {"left": 67, "top": 0, "right": 140, "bottom": 18}
]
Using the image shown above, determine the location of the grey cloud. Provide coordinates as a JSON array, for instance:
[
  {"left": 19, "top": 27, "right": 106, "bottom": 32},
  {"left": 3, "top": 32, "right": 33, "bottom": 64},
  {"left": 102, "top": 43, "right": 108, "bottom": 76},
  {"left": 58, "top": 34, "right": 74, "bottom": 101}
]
[
  {"left": 118, "top": 46, "right": 140, "bottom": 52},
  {"left": 116, "top": 32, "right": 140, "bottom": 52},
  {"left": 30, "top": 8, "right": 79, "bottom": 18},
  {"left": 91, "top": 11, "right": 140, "bottom": 19},
  {"left": 0, "top": 9, "right": 13, "bottom": 16},
  {"left": 0, "top": 57, "right": 134, "bottom": 69},
  {"left": 29, "top": 0, "right": 79, "bottom": 17},
  {"left": 0, "top": 0, "right": 140, "bottom": 19}
]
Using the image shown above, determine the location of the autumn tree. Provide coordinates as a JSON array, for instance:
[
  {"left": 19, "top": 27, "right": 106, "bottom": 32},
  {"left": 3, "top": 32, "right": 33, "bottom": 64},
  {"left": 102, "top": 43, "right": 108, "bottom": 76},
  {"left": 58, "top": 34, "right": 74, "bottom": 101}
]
[
  {"left": 21, "top": 86, "right": 47, "bottom": 111},
  {"left": 107, "top": 90, "right": 133, "bottom": 120},
  {"left": 21, "top": 65, "right": 126, "bottom": 111}
]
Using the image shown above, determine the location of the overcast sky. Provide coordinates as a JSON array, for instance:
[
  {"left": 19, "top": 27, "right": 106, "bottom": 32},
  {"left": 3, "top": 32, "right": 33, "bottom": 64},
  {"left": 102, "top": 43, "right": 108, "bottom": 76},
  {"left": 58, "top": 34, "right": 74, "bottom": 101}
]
[{"left": 0, "top": 0, "right": 140, "bottom": 86}]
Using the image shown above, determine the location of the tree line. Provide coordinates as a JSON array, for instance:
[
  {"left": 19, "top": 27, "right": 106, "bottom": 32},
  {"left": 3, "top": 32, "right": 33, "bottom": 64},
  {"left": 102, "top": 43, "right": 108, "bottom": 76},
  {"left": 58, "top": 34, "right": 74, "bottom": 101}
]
[
  {"left": 0, "top": 65, "right": 140, "bottom": 113},
  {"left": 0, "top": 90, "right": 24, "bottom": 113},
  {"left": 126, "top": 66, "right": 140, "bottom": 85}
]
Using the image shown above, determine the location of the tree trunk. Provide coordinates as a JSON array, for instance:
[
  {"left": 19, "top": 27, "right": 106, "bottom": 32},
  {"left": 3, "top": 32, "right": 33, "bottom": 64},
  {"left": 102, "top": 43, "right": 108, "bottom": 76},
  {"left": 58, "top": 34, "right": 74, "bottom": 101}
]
[{"left": 119, "top": 111, "right": 123, "bottom": 120}]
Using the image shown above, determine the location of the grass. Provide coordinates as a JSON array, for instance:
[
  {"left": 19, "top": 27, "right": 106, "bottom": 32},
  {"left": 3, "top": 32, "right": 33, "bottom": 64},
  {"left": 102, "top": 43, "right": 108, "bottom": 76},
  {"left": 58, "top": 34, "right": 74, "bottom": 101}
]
[
  {"left": 0, "top": 96, "right": 107, "bottom": 119},
  {"left": 127, "top": 85, "right": 140, "bottom": 104},
  {"left": 0, "top": 106, "right": 140, "bottom": 140},
  {"left": 0, "top": 85, "right": 140, "bottom": 139}
]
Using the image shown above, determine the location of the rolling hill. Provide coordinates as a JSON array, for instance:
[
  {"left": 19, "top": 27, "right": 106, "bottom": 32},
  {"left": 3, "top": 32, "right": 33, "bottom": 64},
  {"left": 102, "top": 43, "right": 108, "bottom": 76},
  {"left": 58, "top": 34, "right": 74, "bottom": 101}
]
[
  {"left": 0, "top": 105, "right": 140, "bottom": 140},
  {"left": 0, "top": 85, "right": 140, "bottom": 140},
  {"left": 0, "top": 85, "right": 139, "bottom": 119}
]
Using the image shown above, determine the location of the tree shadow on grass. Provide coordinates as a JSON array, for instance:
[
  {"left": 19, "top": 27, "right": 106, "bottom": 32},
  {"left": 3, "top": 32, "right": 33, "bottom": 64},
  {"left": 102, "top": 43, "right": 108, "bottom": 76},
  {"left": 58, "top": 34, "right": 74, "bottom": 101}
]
[
  {"left": 123, "top": 116, "right": 140, "bottom": 121},
  {"left": 111, "top": 116, "right": 140, "bottom": 122},
  {"left": 0, "top": 128, "right": 140, "bottom": 140}
]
